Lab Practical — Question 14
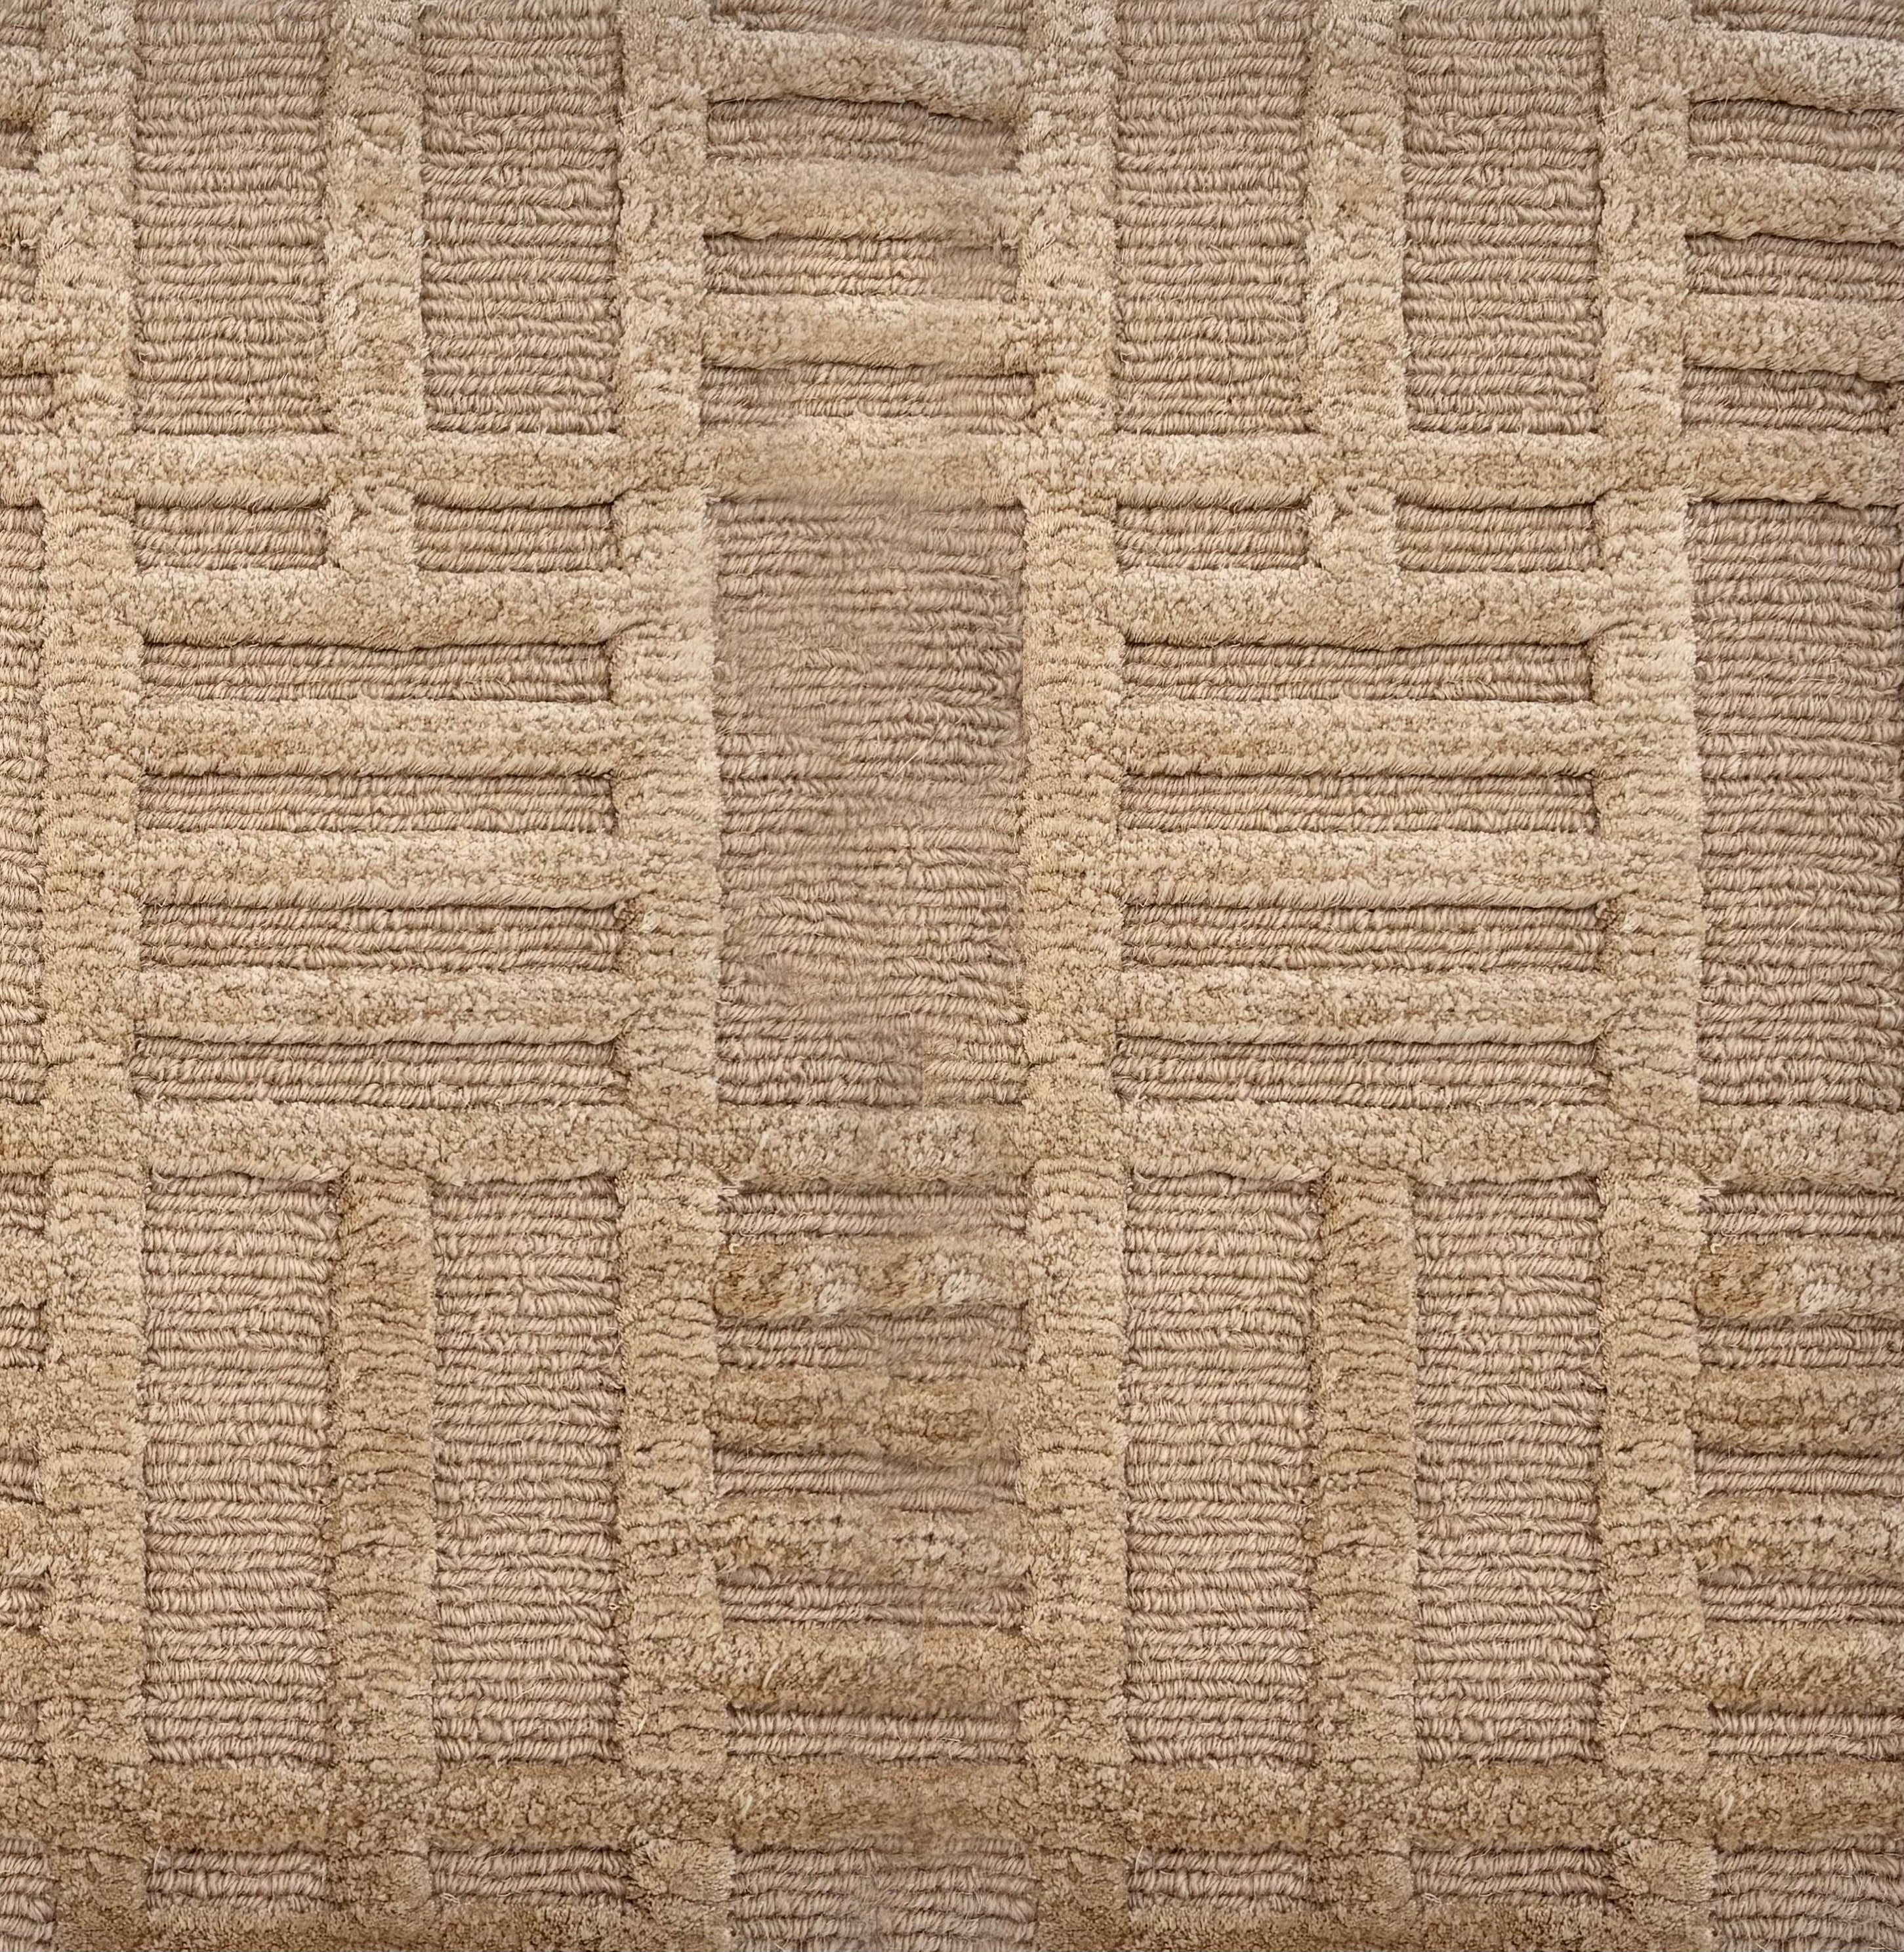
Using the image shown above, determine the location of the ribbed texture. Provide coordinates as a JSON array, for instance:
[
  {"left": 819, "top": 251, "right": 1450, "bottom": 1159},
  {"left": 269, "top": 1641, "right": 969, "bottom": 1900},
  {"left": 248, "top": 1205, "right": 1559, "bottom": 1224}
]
[
  {"left": 707, "top": 236, "right": 1016, "bottom": 299},
  {"left": 1396, "top": 501, "right": 1599, "bottom": 572},
  {"left": 1713, "top": 1708, "right": 1904, "bottom": 1762},
  {"left": 421, "top": 0, "right": 619, "bottom": 433},
  {"left": 1689, "top": 234, "right": 1904, "bottom": 305},
  {"left": 142, "top": 638, "right": 611, "bottom": 703},
  {"left": 1125, "top": 1176, "right": 1317, "bottom": 1766},
  {"left": 716, "top": 502, "right": 1024, "bottom": 1106},
  {"left": 132, "top": 1037, "right": 625, "bottom": 1107},
  {"left": 413, "top": 503, "right": 617, "bottom": 573},
  {"left": 1123, "top": 901, "right": 1601, "bottom": 971},
  {"left": 0, "top": 512, "right": 39, "bottom": 1106},
  {"left": 133, "top": 0, "right": 326, "bottom": 432},
  {"left": 432, "top": 1178, "right": 621, "bottom": 1764},
  {"left": 0, "top": 377, "right": 47, "bottom": 430},
  {"left": 1694, "top": 0, "right": 1904, "bottom": 35},
  {"left": 706, "top": 96, "right": 1015, "bottom": 172},
  {"left": 1123, "top": 638, "right": 1592, "bottom": 703},
  {"left": 703, "top": 365, "right": 1033, "bottom": 428},
  {"left": 1413, "top": 1179, "right": 1604, "bottom": 1762},
  {"left": 141, "top": 772, "right": 615, "bottom": 833},
  {"left": 0, "top": 1569, "right": 41, "bottom": 1634},
  {"left": 0, "top": 1842, "right": 49, "bottom": 1952},
  {"left": 711, "top": 0, "right": 1024, "bottom": 43},
  {"left": 142, "top": 1176, "right": 337, "bottom": 1767},
  {"left": 730, "top": 1843, "right": 1037, "bottom": 1952},
  {"left": 132, "top": 503, "right": 325, "bottom": 571},
  {"left": 1707, "top": 1188, "right": 1904, "bottom": 1239},
  {"left": 1414, "top": 1847, "right": 1611, "bottom": 1906},
  {"left": 431, "top": 1847, "right": 631, "bottom": 1905},
  {"left": 1684, "top": 367, "right": 1895, "bottom": 434},
  {"left": 0, "top": 1703, "right": 36, "bottom": 1764},
  {"left": 142, "top": 902, "right": 620, "bottom": 970},
  {"left": 1714, "top": 1849, "right": 1904, "bottom": 1952},
  {"left": 1121, "top": 770, "right": 1596, "bottom": 833},
  {"left": 1403, "top": 0, "right": 1600, "bottom": 432},
  {"left": 1128, "top": 1851, "right": 1308, "bottom": 1913},
  {"left": 1114, "top": 503, "right": 1307, "bottom": 571},
  {"left": 726, "top": 1706, "right": 1022, "bottom": 1764},
  {"left": 0, "top": 1175, "right": 43, "bottom": 1369},
  {"left": 147, "top": 1850, "right": 327, "bottom": 1911},
  {"left": 1687, "top": 99, "right": 1904, "bottom": 172},
  {"left": 1116, "top": 1038, "right": 1605, "bottom": 1106},
  {"left": 1691, "top": 501, "right": 1904, "bottom": 1108},
  {"left": 1114, "top": 0, "right": 1308, "bottom": 434}
]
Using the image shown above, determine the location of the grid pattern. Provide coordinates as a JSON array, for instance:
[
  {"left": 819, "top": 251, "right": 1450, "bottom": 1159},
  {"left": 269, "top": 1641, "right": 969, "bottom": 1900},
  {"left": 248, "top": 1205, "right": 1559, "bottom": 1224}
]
[{"left": 0, "top": 0, "right": 1896, "bottom": 1946}]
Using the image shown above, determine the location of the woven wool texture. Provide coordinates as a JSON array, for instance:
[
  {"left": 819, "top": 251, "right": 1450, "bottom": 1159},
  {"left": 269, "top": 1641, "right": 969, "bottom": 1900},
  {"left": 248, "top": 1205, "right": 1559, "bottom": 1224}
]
[{"left": 0, "top": 0, "right": 1894, "bottom": 1947}]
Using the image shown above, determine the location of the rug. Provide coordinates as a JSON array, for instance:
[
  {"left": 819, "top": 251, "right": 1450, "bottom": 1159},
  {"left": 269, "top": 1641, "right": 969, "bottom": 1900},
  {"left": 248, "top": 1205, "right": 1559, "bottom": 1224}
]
[{"left": 0, "top": 0, "right": 1899, "bottom": 1945}]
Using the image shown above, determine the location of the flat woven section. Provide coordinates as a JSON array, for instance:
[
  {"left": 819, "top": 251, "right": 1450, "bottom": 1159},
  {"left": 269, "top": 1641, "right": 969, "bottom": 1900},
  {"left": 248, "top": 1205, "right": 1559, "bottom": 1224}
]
[{"left": 15, "top": 0, "right": 1904, "bottom": 1946}]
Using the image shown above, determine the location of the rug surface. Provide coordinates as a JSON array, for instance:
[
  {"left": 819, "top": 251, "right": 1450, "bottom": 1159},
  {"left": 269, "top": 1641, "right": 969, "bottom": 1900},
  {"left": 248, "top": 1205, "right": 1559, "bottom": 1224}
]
[{"left": 0, "top": 0, "right": 1899, "bottom": 1946}]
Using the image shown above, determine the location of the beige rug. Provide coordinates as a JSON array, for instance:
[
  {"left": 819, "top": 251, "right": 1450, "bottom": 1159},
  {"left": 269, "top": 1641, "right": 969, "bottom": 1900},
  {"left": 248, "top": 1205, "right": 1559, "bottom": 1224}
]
[{"left": 0, "top": 0, "right": 1897, "bottom": 1945}]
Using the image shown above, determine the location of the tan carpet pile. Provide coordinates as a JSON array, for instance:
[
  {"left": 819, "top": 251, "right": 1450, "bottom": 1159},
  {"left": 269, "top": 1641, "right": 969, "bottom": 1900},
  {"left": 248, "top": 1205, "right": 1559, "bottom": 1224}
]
[{"left": 0, "top": 0, "right": 1895, "bottom": 1945}]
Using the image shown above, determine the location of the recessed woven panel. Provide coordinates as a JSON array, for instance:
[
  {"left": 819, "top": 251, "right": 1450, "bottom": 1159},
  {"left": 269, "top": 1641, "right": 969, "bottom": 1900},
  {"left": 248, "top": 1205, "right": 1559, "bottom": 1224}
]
[
  {"left": 132, "top": 0, "right": 326, "bottom": 434},
  {"left": 706, "top": 97, "right": 1016, "bottom": 173},
  {"left": 413, "top": 503, "right": 617, "bottom": 573},
  {"left": 432, "top": 1178, "right": 622, "bottom": 1765},
  {"left": 141, "top": 638, "right": 611, "bottom": 703},
  {"left": 1413, "top": 1847, "right": 1612, "bottom": 1907},
  {"left": 0, "top": 1175, "right": 45, "bottom": 1370},
  {"left": 730, "top": 1842, "right": 1037, "bottom": 1952},
  {"left": 1402, "top": 0, "right": 1601, "bottom": 433},
  {"left": 1695, "top": 0, "right": 1904, "bottom": 34},
  {"left": 702, "top": 364, "right": 1033, "bottom": 428},
  {"left": 1115, "top": 1037, "right": 1607, "bottom": 1106},
  {"left": 430, "top": 1847, "right": 631, "bottom": 1906},
  {"left": 711, "top": 0, "right": 1024, "bottom": 43},
  {"left": 142, "top": 901, "right": 621, "bottom": 970},
  {"left": 0, "top": 1843, "right": 51, "bottom": 1952},
  {"left": 1121, "top": 770, "right": 1597, "bottom": 832},
  {"left": 132, "top": 504, "right": 326, "bottom": 570},
  {"left": 1128, "top": 1851, "right": 1307, "bottom": 1913},
  {"left": 1714, "top": 1849, "right": 1904, "bottom": 1952},
  {"left": 141, "top": 1176, "right": 337, "bottom": 1768},
  {"left": 1124, "top": 900, "right": 1602, "bottom": 971},
  {"left": 1413, "top": 1178, "right": 1604, "bottom": 1763},
  {"left": 140, "top": 772, "right": 615, "bottom": 833},
  {"left": 420, "top": 0, "right": 619, "bottom": 433},
  {"left": 147, "top": 1852, "right": 327, "bottom": 1913},
  {"left": 1684, "top": 366, "right": 1895, "bottom": 434},
  {"left": 1691, "top": 501, "right": 1904, "bottom": 1108},
  {"left": 1114, "top": 0, "right": 1308, "bottom": 434},
  {"left": 1113, "top": 503, "right": 1307, "bottom": 571},
  {"left": 1395, "top": 501, "right": 1599, "bottom": 572},
  {"left": 706, "top": 236, "right": 1018, "bottom": 300},
  {"left": 715, "top": 502, "right": 1024, "bottom": 1107},
  {"left": 1123, "top": 637, "right": 1594, "bottom": 703},
  {"left": 0, "top": 512, "right": 39, "bottom": 1108},
  {"left": 1687, "top": 100, "right": 1904, "bottom": 172},
  {"left": 1125, "top": 1176, "right": 1317, "bottom": 1766},
  {"left": 131, "top": 1036, "right": 625, "bottom": 1107}
]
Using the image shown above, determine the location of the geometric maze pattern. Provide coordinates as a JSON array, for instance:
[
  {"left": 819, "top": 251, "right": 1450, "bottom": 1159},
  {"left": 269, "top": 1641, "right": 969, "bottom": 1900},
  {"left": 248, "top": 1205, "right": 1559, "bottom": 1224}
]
[{"left": 0, "top": 0, "right": 1890, "bottom": 1946}]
